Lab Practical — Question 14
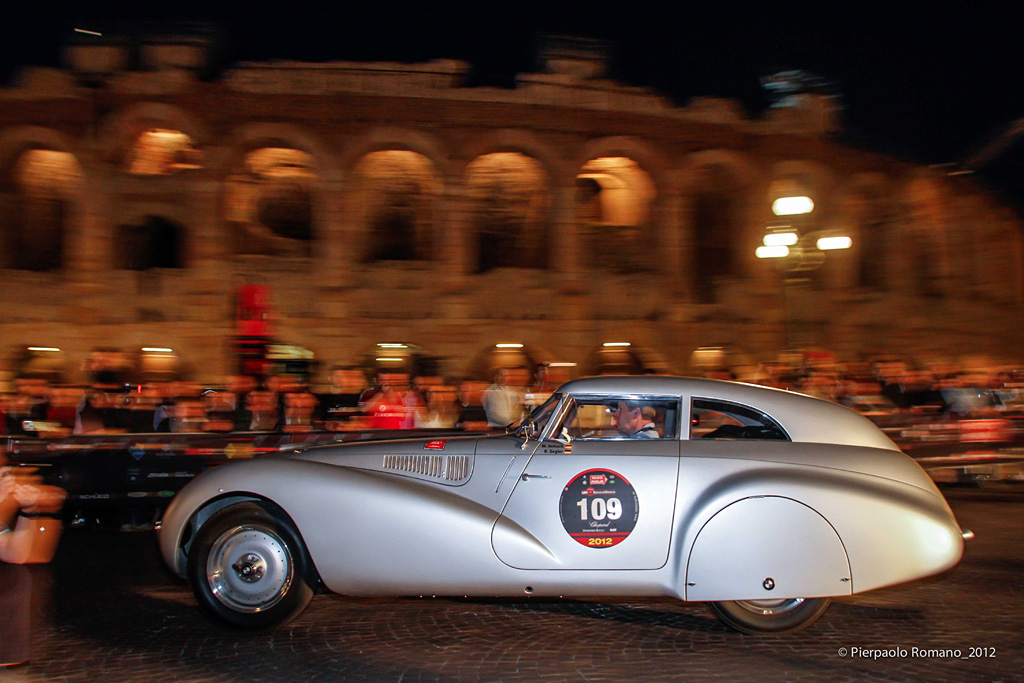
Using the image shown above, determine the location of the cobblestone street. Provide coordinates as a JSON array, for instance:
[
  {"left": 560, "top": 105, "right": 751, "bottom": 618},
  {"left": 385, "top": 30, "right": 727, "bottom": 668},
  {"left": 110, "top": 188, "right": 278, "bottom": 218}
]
[{"left": 3, "top": 487, "right": 1021, "bottom": 682}]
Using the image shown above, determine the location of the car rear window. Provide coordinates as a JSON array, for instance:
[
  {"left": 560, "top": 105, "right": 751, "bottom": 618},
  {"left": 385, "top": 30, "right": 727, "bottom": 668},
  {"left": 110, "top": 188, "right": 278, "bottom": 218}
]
[{"left": 690, "top": 398, "right": 789, "bottom": 441}]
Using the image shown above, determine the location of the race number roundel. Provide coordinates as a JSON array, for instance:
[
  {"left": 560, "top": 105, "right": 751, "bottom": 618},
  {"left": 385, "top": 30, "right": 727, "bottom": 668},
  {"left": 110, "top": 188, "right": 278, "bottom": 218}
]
[{"left": 559, "top": 469, "right": 639, "bottom": 548}]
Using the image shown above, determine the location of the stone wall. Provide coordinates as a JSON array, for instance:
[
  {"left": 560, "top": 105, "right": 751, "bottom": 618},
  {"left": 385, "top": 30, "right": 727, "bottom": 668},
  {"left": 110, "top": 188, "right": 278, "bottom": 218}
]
[{"left": 0, "top": 54, "right": 1022, "bottom": 386}]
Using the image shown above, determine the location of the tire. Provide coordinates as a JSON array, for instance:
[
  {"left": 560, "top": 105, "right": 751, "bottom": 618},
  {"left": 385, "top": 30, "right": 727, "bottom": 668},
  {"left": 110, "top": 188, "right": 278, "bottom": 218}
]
[
  {"left": 707, "top": 597, "right": 831, "bottom": 634},
  {"left": 187, "top": 502, "right": 316, "bottom": 629}
]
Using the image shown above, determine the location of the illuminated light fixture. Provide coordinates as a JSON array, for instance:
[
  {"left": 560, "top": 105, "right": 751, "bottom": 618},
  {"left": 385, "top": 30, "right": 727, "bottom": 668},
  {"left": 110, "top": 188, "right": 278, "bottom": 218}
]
[
  {"left": 377, "top": 343, "right": 407, "bottom": 348},
  {"left": 74, "top": 28, "right": 103, "bottom": 36},
  {"left": 142, "top": 347, "right": 173, "bottom": 353},
  {"left": 375, "top": 357, "right": 404, "bottom": 362},
  {"left": 772, "top": 196, "right": 814, "bottom": 216},
  {"left": 816, "top": 236, "right": 853, "bottom": 251},
  {"left": 548, "top": 362, "right": 578, "bottom": 367},
  {"left": 763, "top": 231, "right": 799, "bottom": 247},
  {"left": 603, "top": 342, "right": 632, "bottom": 347},
  {"left": 496, "top": 343, "right": 524, "bottom": 348},
  {"left": 756, "top": 245, "right": 790, "bottom": 259},
  {"left": 28, "top": 346, "right": 61, "bottom": 352}
]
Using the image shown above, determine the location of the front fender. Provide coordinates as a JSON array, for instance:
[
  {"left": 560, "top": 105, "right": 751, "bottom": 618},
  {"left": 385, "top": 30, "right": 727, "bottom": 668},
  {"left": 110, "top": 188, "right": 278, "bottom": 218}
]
[{"left": 158, "top": 457, "right": 510, "bottom": 595}]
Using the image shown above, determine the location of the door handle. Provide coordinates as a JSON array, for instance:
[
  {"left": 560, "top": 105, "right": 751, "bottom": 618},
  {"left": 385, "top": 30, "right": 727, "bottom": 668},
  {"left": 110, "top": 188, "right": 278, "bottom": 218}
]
[{"left": 521, "top": 473, "right": 551, "bottom": 481}]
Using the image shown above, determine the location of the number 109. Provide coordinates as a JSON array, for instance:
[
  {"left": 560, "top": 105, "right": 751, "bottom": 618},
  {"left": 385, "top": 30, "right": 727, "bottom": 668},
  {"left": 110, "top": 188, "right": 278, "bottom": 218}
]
[{"left": 576, "top": 497, "right": 622, "bottom": 521}]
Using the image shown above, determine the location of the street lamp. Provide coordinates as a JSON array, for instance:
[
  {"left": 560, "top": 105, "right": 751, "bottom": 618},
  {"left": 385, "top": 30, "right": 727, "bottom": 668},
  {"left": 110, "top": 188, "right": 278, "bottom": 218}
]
[{"left": 756, "top": 196, "right": 851, "bottom": 348}]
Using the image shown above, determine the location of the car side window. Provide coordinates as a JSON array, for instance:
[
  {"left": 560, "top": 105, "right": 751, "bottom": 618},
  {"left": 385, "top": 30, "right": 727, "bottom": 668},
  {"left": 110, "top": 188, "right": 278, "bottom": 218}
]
[
  {"left": 561, "top": 398, "right": 678, "bottom": 440},
  {"left": 690, "top": 398, "right": 789, "bottom": 441}
]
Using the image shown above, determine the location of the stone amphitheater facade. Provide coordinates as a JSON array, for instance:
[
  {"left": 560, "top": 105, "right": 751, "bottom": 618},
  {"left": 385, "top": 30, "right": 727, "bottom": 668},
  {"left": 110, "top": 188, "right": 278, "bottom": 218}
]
[{"left": 1, "top": 43, "right": 1022, "bottom": 385}]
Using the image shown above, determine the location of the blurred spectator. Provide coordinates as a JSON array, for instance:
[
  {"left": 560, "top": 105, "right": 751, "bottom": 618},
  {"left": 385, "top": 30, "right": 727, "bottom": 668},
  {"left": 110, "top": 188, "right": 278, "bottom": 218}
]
[
  {"left": 416, "top": 385, "right": 460, "bottom": 428},
  {"left": 456, "top": 379, "right": 489, "bottom": 431},
  {"left": 283, "top": 382, "right": 317, "bottom": 432},
  {"left": 157, "top": 396, "right": 207, "bottom": 433},
  {"left": 85, "top": 347, "right": 129, "bottom": 389},
  {"left": 524, "top": 363, "right": 553, "bottom": 410},
  {"left": 483, "top": 367, "right": 525, "bottom": 428},
  {"left": 1, "top": 456, "right": 65, "bottom": 564},
  {"left": 316, "top": 366, "right": 366, "bottom": 430},
  {"left": 411, "top": 374, "right": 443, "bottom": 401},
  {"left": 361, "top": 372, "right": 418, "bottom": 429},
  {"left": 5, "top": 379, "right": 49, "bottom": 435},
  {"left": 202, "top": 389, "right": 237, "bottom": 432},
  {"left": 227, "top": 375, "right": 258, "bottom": 431},
  {"left": 75, "top": 389, "right": 133, "bottom": 434},
  {"left": 44, "top": 386, "right": 79, "bottom": 434},
  {"left": 245, "top": 390, "right": 279, "bottom": 431}
]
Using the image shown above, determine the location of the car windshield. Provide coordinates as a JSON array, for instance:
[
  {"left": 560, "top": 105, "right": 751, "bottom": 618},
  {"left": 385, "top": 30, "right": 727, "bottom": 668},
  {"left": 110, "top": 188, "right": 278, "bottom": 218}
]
[{"left": 514, "top": 392, "right": 562, "bottom": 439}]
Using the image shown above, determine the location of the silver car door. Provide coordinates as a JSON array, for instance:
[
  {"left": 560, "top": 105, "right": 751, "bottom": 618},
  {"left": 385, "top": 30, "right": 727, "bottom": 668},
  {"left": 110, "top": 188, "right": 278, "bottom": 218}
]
[{"left": 491, "top": 397, "right": 680, "bottom": 570}]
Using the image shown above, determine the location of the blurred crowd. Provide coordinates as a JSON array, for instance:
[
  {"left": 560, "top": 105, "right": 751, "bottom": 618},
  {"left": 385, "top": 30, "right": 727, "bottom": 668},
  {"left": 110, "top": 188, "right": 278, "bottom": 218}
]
[
  {"left": 0, "top": 363, "right": 571, "bottom": 438},
  {"left": 739, "top": 358, "right": 1024, "bottom": 418},
  {"left": 1, "top": 357, "right": 1021, "bottom": 439}
]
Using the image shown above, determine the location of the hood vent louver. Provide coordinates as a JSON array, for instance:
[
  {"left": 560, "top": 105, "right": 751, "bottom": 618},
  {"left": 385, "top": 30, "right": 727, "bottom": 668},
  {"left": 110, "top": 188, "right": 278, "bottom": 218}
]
[{"left": 383, "top": 454, "right": 471, "bottom": 482}]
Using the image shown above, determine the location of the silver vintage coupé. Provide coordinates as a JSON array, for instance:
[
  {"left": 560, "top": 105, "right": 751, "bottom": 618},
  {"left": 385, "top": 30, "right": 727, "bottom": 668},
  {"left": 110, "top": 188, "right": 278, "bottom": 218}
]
[{"left": 158, "top": 376, "right": 969, "bottom": 633}]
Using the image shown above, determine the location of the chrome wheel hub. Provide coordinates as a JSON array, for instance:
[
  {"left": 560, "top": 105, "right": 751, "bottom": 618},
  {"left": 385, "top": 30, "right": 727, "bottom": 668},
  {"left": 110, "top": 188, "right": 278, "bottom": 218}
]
[
  {"left": 232, "top": 554, "right": 266, "bottom": 583},
  {"left": 207, "top": 525, "right": 293, "bottom": 613},
  {"left": 733, "top": 597, "right": 805, "bottom": 616}
]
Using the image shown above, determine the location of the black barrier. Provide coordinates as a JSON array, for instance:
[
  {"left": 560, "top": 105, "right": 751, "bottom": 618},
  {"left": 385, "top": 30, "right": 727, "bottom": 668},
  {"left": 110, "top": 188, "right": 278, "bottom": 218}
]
[{"left": 3, "top": 429, "right": 479, "bottom": 528}]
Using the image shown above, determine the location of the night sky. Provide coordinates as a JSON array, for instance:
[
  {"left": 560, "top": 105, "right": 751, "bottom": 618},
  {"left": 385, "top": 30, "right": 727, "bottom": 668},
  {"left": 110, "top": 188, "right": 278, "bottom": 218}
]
[{"left": 3, "top": 1, "right": 1023, "bottom": 207}]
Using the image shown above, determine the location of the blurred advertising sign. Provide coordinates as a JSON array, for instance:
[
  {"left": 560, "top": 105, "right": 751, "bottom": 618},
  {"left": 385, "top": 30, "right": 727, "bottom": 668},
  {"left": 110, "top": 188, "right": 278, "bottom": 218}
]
[{"left": 959, "top": 419, "right": 1010, "bottom": 443}]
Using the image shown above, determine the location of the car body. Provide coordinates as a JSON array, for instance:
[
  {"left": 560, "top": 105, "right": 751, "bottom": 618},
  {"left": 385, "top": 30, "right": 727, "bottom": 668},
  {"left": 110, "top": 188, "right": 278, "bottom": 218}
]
[{"left": 158, "top": 376, "right": 968, "bottom": 633}]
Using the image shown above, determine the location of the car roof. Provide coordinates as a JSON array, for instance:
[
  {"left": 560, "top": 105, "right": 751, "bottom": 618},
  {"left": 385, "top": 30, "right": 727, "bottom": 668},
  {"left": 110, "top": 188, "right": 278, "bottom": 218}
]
[{"left": 557, "top": 375, "right": 899, "bottom": 450}]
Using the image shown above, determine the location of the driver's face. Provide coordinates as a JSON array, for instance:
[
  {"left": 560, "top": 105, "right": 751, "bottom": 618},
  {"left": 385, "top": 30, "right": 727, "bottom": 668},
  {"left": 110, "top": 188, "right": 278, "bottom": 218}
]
[{"left": 612, "top": 401, "right": 641, "bottom": 435}]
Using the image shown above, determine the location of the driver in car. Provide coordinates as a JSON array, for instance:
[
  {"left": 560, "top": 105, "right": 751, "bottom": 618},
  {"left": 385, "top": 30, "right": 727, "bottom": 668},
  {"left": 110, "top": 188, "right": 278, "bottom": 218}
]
[{"left": 611, "top": 400, "right": 659, "bottom": 438}]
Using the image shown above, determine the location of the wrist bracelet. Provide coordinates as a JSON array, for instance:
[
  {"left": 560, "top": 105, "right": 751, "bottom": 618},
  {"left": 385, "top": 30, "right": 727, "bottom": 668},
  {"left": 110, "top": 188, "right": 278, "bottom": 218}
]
[{"left": 17, "top": 511, "right": 58, "bottom": 519}]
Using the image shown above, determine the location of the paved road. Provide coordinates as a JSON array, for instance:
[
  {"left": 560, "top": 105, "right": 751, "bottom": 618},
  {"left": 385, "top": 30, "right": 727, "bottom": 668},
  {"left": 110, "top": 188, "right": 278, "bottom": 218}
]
[{"left": 3, "top": 487, "right": 1022, "bottom": 682}]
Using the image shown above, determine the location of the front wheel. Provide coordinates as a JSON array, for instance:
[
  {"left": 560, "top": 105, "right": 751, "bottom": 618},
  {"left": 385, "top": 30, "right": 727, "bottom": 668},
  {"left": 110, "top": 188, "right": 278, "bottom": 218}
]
[
  {"left": 707, "top": 597, "right": 831, "bottom": 634},
  {"left": 187, "top": 502, "right": 316, "bottom": 629}
]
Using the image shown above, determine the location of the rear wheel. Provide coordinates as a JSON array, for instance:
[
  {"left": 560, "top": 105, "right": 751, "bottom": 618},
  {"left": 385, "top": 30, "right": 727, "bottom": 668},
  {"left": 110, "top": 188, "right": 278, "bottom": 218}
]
[
  {"left": 187, "top": 502, "right": 315, "bottom": 629},
  {"left": 708, "top": 597, "right": 831, "bottom": 634}
]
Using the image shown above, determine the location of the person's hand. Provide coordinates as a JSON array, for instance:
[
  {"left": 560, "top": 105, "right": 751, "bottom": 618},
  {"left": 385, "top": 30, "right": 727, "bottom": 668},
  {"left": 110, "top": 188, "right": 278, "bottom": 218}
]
[
  {"left": 13, "top": 481, "right": 65, "bottom": 514},
  {"left": 2, "top": 466, "right": 41, "bottom": 495},
  {"left": 0, "top": 466, "right": 16, "bottom": 500}
]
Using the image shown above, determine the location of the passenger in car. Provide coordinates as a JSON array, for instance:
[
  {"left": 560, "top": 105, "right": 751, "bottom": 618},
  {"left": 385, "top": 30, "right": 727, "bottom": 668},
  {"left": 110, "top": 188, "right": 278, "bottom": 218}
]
[{"left": 611, "top": 400, "right": 659, "bottom": 438}]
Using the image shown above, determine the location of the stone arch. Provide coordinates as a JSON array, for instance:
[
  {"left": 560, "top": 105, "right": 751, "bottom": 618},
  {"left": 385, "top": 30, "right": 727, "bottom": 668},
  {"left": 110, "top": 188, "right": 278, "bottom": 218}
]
[
  {"left": 98, "top": 102, "right": 209, "bottom": 174},
  {"left": 352, "top": 341, "right": 444, "bottom": 379},
  {"left": 677, "top": 149, "right": 761, "bottom": 303},
  {"left": 581, "top": 335, "right": 674, "bottom": 376},
  {"left": 0, "top": 127, "right": 85, "bottom": 272},
  {"left": 215, "top": 122, "right": 335, "bottom": 181},
  {"left": 459, "top": 130, "right": 561, "bottom": 275},
  {"left": 460, "top": 129, "right": 564, "bottom": 182},
  {"left": 465, "top": 151, "right": 553, "bottom": 272},
  {"left": 577, "top": 137, "right": 670, "bottom": 194},
  {"left": 573, "top": 138, "right": 667, "bottom": 277},
  {"left": 339, "top": 127, "right": 453, "bottom": 181},
  {"left": 899, "top": 171, "right": 950, "bottom": 298},
  {"left": 219, "top": 124, "right": 334, "bottom": 259},
  {"left": 837, "top": 172, "right": 895, "bottom": 290},
  {"left": 349, "top": 150, "right": 444, "bottom": 263},
  {"left": 0, "top": 126, "right": 89, "bottom": 180},
  {"left": 463, "top": 339, "right": 560, "bottom": 383}
]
